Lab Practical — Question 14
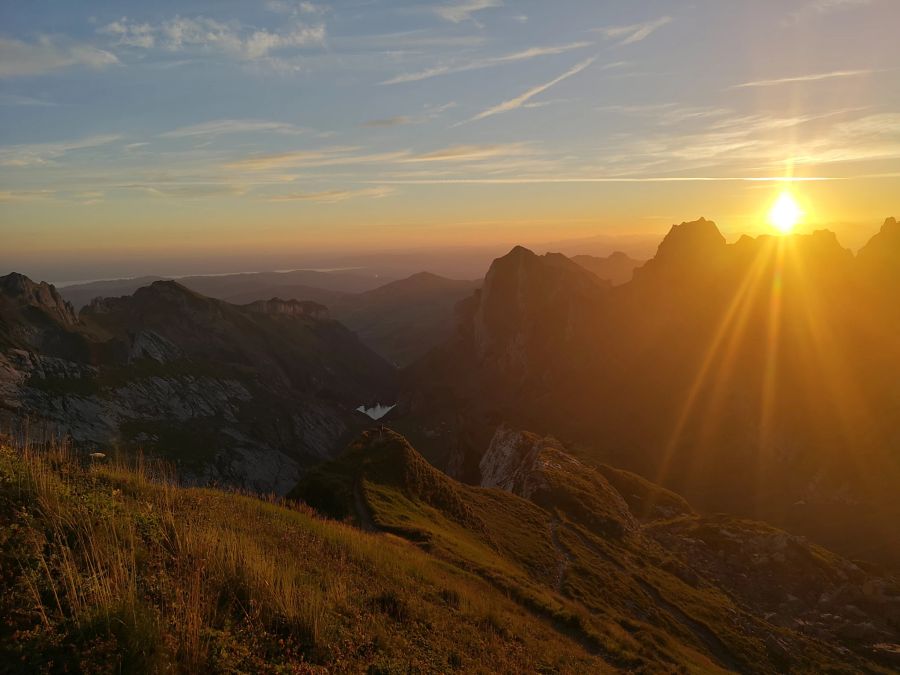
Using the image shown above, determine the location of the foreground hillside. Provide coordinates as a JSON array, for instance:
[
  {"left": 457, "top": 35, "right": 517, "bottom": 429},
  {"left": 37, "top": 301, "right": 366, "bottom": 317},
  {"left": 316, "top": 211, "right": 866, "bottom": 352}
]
[
  {"left": 3, "top": 430, "right": 898, "bottom": 673},
  {"left": 292, "top": 428, "right": 900, "bottom": 673},
  {"left": 0, "top": 441, "right": 604, "bottom": 674}
]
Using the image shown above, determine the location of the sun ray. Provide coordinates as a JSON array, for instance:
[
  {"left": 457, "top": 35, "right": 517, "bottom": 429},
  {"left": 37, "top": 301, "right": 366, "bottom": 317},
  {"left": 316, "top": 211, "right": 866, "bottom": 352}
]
[{"left": 649, "top": 244, "right": 777, "bottom": 496}]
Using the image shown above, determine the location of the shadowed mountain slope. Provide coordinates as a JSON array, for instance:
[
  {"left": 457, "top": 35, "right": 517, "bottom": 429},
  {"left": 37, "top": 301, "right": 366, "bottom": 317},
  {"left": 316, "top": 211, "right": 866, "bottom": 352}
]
[
  {"left": 0, "top": 276, "right": 396, "bottom": 492},
  {"left": 61, "top": 271, "right": 481, "bottom": 367},
  {"left": 396, "top": 218, "right": 900, "bottom": 567}
]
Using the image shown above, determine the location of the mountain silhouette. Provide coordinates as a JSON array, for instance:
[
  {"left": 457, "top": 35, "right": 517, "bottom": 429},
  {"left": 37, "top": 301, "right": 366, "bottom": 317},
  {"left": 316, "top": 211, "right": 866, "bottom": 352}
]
[{"left": 396, "top": 218, "right": 900, "bottom": 566}]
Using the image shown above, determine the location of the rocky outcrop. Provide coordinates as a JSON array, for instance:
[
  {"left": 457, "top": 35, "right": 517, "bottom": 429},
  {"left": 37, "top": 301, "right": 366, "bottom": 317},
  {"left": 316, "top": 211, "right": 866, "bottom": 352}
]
[
  {"left": 650, "top": 514, "right": 900, "bottom": 663},
  {"left": 129, "top": 331, "right": 182, "bottom": 363},
  {"left": 0, "top": 273, "right": 78, "bottom": 327},
  {"left": 481, "top": 426, "right": 637, "bottom": 538}
]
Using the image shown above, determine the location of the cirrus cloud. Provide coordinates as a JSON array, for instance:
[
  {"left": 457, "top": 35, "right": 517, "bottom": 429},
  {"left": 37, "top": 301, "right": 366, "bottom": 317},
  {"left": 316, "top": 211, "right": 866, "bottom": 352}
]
[{"left": 0, "top": 36, "right": 118, "bottom": 78}]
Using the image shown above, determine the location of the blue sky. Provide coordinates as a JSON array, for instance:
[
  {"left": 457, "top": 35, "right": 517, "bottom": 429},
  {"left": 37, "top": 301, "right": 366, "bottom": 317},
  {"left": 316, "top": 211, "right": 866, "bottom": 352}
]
[{"left": 1, "top": 0, "right": 899, "bottom": 279}]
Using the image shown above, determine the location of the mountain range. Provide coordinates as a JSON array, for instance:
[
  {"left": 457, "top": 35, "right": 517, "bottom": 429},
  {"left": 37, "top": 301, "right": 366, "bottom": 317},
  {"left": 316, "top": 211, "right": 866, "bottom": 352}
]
[
  {"left": 0, "top": 275, "right": 394, "bottom": 492},
  {"left": 394, "top": 218, "right": 900, "bottom": 568},
  {"left": 1, "top": 219, "right": 898, "bottom": 672}
]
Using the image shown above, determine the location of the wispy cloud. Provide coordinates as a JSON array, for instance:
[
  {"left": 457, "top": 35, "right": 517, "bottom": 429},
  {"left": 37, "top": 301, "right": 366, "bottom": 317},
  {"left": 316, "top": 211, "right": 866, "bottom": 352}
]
[
  {"left": 76, "top": 191, "right": 105, "bottom": 206},
  {"left": 0, "top": 36, "right": 118, "bottom": 78},
  {"left": 786, "top": 0, "right": 873, "bottom": 24},
  {"left": 595, "top": 17, "right": 672, "bottom": 46},
  {"left": 731, "top": 69, "right": 873, "bottom": 88},
  {"left": 119, "top": 182, "right": 247, "bottom": 199},
  {"left": 362, "top": 116, "right": 414, "bottom": 128},
  {"left": 268, "top": 186, "right": 395, "bottom": 202},
  {"left": 400, "top": 144, "right": 530, "bottom": 163},
  {"left": 598, "top": 103, "right": 732, "bottom": 125},
  {"left": 98, "top": 16, "right": 325, "bottom": 61},
  {"left": 365, "top": 176, "right": 838, "bottom": 185},
  {"left": 99, "top": 20, "right": 157, "bottom": 48},
  {"left": 363, "top": 102, "right": 458, "bottom": 128},
  {"left": 225, "top": 143, "right": 530, "bottom": 172},
  {"left": 463, "top": 56, "right": 597, "bottom": 124},
  {"left": 0, "top": 134, "right": 121, "bottom": 166},
  {"left": 331, "top": 30, "right": 486, "bottom": 51},
  {"left": 435, "top": 0, "right": 503, "bottom": 23},
  {"left": 789, "top": 113, "right": 900, "bottom": 165},
  {"left": 588, "top": 108, "right": 900, "bottom": 177},
  {"left": 160, "top": 119, "right": 307, "bottom": 138},
  {"left": 381, "top": 41, "right": 592, "bottom": 85},
  {"left": 224, "top": 147, "right": 406, "bottom": 172},
  {"left": 265, "top": 1, "right": 324, "bottom": 16},
  {"left": 0, "top": 189, "right": 56, "bottom": 202}
]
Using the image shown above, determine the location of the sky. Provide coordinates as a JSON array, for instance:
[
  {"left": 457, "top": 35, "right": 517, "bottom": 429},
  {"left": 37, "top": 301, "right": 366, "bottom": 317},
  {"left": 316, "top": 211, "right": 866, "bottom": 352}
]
[{"left": 1, "top": 0, "right": 899, "bottom": 281}]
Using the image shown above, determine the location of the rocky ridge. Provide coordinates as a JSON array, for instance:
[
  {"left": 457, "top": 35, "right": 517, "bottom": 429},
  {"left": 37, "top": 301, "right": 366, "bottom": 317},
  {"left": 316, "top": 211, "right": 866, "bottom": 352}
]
[{"left": 0, "top": 273, "right": 397, "bottom": 493}]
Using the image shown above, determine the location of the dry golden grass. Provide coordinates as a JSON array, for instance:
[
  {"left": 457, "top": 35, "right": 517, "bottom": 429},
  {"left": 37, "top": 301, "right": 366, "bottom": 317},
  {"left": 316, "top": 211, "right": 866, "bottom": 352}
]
[{"left": 0, "top": 437, "right": 605, "bottom": 674}]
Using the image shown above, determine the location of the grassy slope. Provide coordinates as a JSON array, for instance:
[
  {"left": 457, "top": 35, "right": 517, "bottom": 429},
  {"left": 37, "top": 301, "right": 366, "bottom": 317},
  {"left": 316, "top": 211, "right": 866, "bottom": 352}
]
[
  {"left": 0, "top": 442, "right": 605, "bottom": 674},
  {"left": 293, "top": 429, "right": 893, "bottom": 675}
]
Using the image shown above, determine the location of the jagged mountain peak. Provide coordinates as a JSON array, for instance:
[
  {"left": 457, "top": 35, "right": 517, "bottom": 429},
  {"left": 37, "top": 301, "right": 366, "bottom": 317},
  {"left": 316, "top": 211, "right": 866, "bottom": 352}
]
[
  {"left": 631, "top": 218, "right": 727, "bottom": 283},
  {"left": 506, "top": 244, "right": 538, "bottom": 259},
  {"left": 0, "top": 272, "right": 78, "bottom": 326},
  {"left": 858, "top": 215, "right": 900, "bottom": 265},
  {"left": 488, "top": 245, "right": 602, "bottom": 284},
  {"left": 656, "top": 217, "right": 726, "bottom": 256}
]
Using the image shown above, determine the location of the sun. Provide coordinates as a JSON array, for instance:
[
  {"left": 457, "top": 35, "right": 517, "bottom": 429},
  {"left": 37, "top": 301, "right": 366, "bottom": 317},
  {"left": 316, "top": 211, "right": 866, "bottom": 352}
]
[{"left": 768, "top": 191, "right": 802, "bottom": 234}]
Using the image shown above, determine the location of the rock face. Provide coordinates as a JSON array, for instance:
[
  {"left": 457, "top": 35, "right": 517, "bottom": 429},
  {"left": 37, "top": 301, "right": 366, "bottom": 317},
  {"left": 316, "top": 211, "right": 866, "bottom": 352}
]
[
  {"left": 472, "top": 246, "right": 608, "bottom": 383},
  {"left": 0, "top": 273, "right": 78, "bottom": 327},
  {"left": 397, "top": 218, "right": 900, "bottom": 567},
  {"left": 129, "top": 331, "right": 182, "bottom": 363},
  {"left": 0, "top": 275, "right": 397, "bottom": 493},
  {"left": 651, "top": 514, "right": 900, "bottom": 664},
  {"left": 481, "top": 426, "right": 637, "bottom": 538}
]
